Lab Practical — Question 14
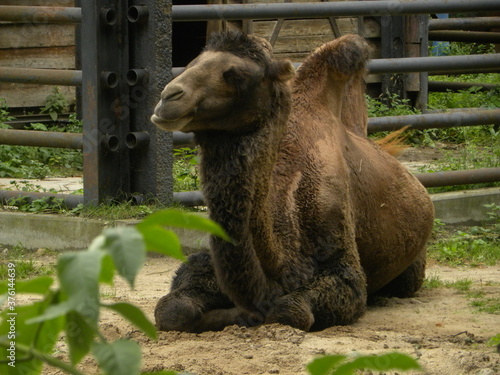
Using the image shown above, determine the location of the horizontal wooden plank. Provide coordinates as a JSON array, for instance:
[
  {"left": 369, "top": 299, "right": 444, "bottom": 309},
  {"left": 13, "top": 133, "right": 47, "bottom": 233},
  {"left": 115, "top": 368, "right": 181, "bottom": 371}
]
[
  {"left": 0, "top": 0, "right": 74, "bottom": 6},
  {"left": 0, "top": 83, "right": 76, "bottom": 108},
  {"left": 253, "top": 18, "right": 357, "bottom": 38},
  {"left": 0, "top": 46, "right": 75, "bottom": 69},
  {"left": 0, "top": 23, "right": 75, "bottom": 49}
]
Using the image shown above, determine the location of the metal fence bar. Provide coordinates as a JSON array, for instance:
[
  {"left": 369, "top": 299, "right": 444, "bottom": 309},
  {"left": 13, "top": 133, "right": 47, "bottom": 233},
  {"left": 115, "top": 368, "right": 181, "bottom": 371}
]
[
  {"left": 173, "top": 109, "right": 500, "bottom": 145},
  {"left": 429, "top": 31, "right": 500, "bottom": 44},
  {"left": 173, "top": 191, "right": 205, "bottom": 206},
  {"left": 368, "top": 109, "right": 500, "bottom": 132},
  {"left": 428, "top": 81, "right": 500, "bottom": 92},
  {"left": 429, "top": 17, "right": 500, "bottom": 31},
  {"left": 172, "top": 168, "right": 500, "bottom": 207},
  {"left": 171, "top": 0, "right": 500, "bottom": 21},
  {"left": 0, "top": 190, "right": 83, "bottom": 209},
  {"left": 414, "top": 168, "right": 500, "bottom": 188},
  {"left": 0, "top": 5, "right": 82, "bottom": 24},
  {"left": 6, "top": 2, "right": 496, "bottom": 26},
  {"left": 368, "top": 54, "right": 500, "bottom": 74},
  {"left": 0, "top": 129, "right": 83, "bottom": 149},
  {"left": 0, "top": 67, "right": 82, "bottom": 86},
  {"left": 171, "top": 54, "right": 500, "bottom": 79}
]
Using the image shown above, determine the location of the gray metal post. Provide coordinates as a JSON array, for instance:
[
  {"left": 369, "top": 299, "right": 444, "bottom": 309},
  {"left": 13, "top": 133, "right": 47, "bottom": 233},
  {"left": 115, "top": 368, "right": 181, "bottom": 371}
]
[
  {"left": 127, "top": 0, "right": 174, "bottom": 204},
  {"left": 81, "top": 1, "right": 131, "bottom": 205}
]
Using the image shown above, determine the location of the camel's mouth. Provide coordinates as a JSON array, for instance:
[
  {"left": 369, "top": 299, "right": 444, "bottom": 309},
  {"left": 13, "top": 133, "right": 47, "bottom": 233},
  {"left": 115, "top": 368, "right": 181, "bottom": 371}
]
[{"left": 150, "top": 113, "right": 194, "bottom": 132}]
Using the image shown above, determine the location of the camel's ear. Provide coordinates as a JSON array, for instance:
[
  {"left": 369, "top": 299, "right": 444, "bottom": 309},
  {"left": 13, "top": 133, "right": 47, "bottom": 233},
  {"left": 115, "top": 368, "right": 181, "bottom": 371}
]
[{"left": 268, "top": 60, "right": 295, "bottom": 82}]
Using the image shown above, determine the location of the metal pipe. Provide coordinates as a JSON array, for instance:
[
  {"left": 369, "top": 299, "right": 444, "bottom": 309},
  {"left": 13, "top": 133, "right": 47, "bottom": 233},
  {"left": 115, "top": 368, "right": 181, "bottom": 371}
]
[
  {"left": 171, "top": 167, "right": 500, "bottom": 206},
  {"left": 428, "top": 81, "right": 500, "bottom": 93},
  {"left": 173, "top": 191, "right": 205, "bottom": 206},
  {"left": 415, "top": 168, "right": 500, "bottom": 188},
  {"left": 0, "top": 67, "right": 82, "bottom": 86},
  {"left": 172, "top": 0, "right": 500, "bottom": 22},
  {"left": 0, "top": 190, "right": 83, "bottom": 209},
  {"left": 368, "top": 109, "right": 500, "bottom": 133},
  {"left": 0, "top": 5, "right": 82, "bottom": 24},
  {"left": 173, "top": 131, "right": 196, "bottom": 147},
  {"left": 368, "top": 54, "right": 500, "bottom": 74},
  {"left": 172, "top": 54, "right": 500, "bottom": 79},
  {"left": 126, "top": 132, "right": 150, "bottom": 149},
  {"left": 429, "top": 30, "right": 500, "bottom": 44},
  {"left": 429, "top": 17, "right": 500, "bottom": 31},
  {"left": 171, "top": 110, "right": 500, "bottom": 144},
  {"left": 0, "top": 129, "right": 83, "bottom": 149}
]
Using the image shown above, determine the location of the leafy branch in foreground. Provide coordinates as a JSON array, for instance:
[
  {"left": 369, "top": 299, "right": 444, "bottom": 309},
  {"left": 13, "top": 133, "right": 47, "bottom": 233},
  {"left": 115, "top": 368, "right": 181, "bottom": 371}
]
[
  {"left": 307, "top": 352, "right": 421, "bottom": 375},
  {"left": 0, "top": 209, "right": 228, "bottom": 375},
  {"left": 0, "top": 209, "right": 422, "bottom": 375}
]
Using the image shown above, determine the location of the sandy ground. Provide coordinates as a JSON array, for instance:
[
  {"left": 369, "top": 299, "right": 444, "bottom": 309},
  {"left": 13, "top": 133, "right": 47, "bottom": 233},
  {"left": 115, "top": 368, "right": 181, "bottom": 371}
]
[
  {"left": 35, "top": 256, "right": 499, "bottom": 375},
  {"left": 5, "top": 144, "right": 499, "bottom": 374}
]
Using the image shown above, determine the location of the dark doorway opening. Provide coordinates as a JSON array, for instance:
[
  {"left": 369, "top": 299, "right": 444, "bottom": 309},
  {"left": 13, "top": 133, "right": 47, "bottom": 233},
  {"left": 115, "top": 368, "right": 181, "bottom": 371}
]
[{"left": 172, "top": 0, "right": 208, "bottom": 67}]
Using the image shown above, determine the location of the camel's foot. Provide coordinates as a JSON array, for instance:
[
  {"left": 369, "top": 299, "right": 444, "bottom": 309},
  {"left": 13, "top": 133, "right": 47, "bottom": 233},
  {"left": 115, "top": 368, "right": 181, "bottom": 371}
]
[
  {"left": 154, "top": 293, "right": 203, "bottom": 332},
  {"left": 265, "top": 295, "right": 315, "bottom": 331},
  {"left": 155, "top": 293, "right": 254, "bottom": 332}
]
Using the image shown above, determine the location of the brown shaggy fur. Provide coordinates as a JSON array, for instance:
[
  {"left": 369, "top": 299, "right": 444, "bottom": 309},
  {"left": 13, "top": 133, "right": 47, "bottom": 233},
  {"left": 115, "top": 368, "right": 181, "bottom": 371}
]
[{"left": 151, "top": 31, "right": 434, "bottom": 333}]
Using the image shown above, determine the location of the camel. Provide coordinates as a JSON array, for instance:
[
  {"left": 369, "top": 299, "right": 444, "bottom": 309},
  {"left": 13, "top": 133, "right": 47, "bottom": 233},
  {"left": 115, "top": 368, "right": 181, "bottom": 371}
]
[{"left": 151, "top": 31, "right": 435, "bottom": 332}]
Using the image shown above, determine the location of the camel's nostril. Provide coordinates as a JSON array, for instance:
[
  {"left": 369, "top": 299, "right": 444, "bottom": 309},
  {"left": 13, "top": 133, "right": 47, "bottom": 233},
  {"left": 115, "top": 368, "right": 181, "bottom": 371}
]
[{"left": 163, "top": 89, "right": 185, "bottom": 101}]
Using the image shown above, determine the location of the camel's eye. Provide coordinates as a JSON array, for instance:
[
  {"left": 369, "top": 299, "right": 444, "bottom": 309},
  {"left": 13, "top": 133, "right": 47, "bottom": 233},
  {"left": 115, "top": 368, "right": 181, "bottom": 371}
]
[{"left": 223, "top": 66, "right": 249, "bottom": 89}]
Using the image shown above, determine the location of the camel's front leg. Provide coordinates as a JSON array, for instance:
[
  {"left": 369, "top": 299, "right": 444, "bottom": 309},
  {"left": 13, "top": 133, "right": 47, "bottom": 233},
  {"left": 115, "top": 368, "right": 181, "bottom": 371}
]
[
  {"left": 155, "top": 252, "right": 250, "bottom": 332},
  {"left": 265, "top": 258, "right": 367, "bottom": 331}
]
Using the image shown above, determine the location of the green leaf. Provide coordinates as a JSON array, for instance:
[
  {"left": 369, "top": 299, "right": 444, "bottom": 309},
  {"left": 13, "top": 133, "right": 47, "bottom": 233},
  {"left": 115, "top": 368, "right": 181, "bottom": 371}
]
[
  {"left": 138, "top": 209, "right": 231, "bottom": 242},
  {"left": 49, "top": 111, "right": 58, "bottom": 121},
  {"left": 27, "top": 300, "right": 71, "bottom": 324},
  {"left": 334, "top": 353, "right": 422, "bottom": 375},
  {"left": 58, "top": 251, "right": 103, "bottom": 328},
  {"left": 100, "top": 227, "right": 146, "bottom": 288},
  {"left": 17, "top": 276, "right": 54, "bottom": 294},
  {"left": 93, "top": 340, "right": 142, "bottom": 375},
  {"left": 0, "top": 294, "right": 64, "bottom": 375},
  {"left": 138, "top": 225, "right": 185, "bottom": 261},
  {"left": 100, "top": 254, "right": 115, "bottom": 285},
  {"left": 142, "top": 372, "right": 194, "bottom": 375},
  {"left": 88, "top": 233, "right": 106, "bottom": 252},
  {"left": 307, "top": 355, "right": 347, "bottom": 375},
  {"left": 0, "top": 276, "right": 53, "bottom": 296},
  {"left": 66, "top": 311, "right": 95, "bottom": 365},
  {"left": 103, "top": 302, "right": 157, "bottom": 340}
]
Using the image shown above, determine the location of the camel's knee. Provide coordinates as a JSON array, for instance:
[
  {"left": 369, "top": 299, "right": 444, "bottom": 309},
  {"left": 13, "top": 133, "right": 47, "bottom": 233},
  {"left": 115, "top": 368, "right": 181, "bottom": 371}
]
[
  {"left": 154, "top": 293, "right": 202, "bottom": 332},
  {"left": 265, "top": 295, "right": 315, "bottom": 331}
]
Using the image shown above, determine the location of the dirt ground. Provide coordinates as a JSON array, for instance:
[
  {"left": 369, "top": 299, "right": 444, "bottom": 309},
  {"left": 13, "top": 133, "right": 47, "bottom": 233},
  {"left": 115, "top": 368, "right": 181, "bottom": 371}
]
[{"left": 38, "top": 256, "right": 499, "bottom": 375}]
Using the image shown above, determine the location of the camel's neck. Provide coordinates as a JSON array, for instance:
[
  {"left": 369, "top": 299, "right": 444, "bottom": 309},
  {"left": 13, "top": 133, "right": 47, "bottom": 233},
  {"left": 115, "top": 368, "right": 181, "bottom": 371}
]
[{"left": 194, "top": 87, "right": 290, "bottom": 311}]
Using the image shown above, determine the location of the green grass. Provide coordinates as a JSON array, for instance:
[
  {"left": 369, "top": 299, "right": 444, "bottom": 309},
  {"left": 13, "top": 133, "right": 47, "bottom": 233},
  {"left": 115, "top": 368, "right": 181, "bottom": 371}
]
[
  {"left": 0, "top": 95, "right": 83, "bottom": 180},
  {"left": 77, "top": 200, "right": 157, "bottom": 220},
  {"left": 428, "top": 210, "right": 500, "bottom": 267},
  {"left": 423, "top": 275, "right": 499, "bottom": 315},
  {"left": 428, "top": 227, "right": 500, "bottom": 267},
  {"left": 173, "top": 147, "right": 200, "bottom": 192},
  {"left": 0, "top": 245, "right": 53, "bottom": 280},
  {"left": 467, "top": 291, "right": 500, "bottom": 314},
  {"left": 423, "top": 275, "right": 473, "bottom": 292}
]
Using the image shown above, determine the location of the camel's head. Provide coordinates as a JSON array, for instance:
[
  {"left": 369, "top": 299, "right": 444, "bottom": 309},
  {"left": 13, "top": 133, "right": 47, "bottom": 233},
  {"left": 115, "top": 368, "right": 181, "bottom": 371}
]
[{"left": 151, "top": 31, "right": 295, "bottom": 133}]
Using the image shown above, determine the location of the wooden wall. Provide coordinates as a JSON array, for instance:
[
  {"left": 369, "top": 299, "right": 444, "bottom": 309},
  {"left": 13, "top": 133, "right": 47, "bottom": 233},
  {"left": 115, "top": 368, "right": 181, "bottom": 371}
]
[
  {"left": 0, "top": 0, "right": 76, "bottom": 109},
  {"left": 1, "top": 0, "right": 423, "bottom": 110}
]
